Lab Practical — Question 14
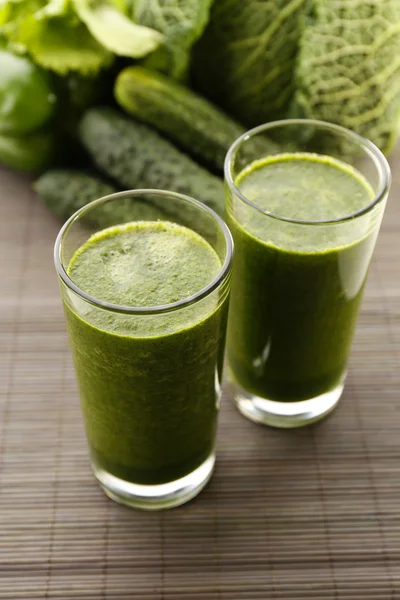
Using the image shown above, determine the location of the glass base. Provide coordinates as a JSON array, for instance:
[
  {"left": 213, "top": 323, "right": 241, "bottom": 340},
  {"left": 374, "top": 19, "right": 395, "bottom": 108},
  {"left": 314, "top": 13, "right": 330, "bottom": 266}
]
[
  {"left": 93, "top": 452, "right": 215, "bottom": 510},
  {"left": 232, "top": 378, "right": 345, "bottom": 429}
]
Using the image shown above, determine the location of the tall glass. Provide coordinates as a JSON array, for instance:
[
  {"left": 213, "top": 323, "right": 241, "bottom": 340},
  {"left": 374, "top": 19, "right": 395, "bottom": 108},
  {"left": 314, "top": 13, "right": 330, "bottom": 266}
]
[
  {"left": 225, "top": 120, "right": 390, "bottom": 428},
  {"left": 54, "top": 190, "right": 232, "bottom": 509}
]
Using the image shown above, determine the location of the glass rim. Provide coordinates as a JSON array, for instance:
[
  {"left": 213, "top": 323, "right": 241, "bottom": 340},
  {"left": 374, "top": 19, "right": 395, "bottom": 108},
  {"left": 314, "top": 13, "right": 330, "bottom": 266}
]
[
  {"left": 54, "top": 189, "right": 233, "bottom": 316},
  {"left": 224, "top": 118, "right": 391, "bottom": 226}
]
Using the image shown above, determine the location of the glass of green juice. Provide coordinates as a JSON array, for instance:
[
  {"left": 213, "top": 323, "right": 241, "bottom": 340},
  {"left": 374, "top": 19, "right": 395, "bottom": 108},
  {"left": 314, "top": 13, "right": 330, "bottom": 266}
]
[
  {"left": 54, "top": 190, "right": 233, "bottom": 509},
  {"left": 225, "top": 119, "right": 390, "bottom": 428}
]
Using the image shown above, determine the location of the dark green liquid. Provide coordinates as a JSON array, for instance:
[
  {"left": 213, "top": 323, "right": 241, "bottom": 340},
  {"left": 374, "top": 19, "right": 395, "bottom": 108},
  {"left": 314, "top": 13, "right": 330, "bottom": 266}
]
[
  {"left": 227, "top": 153, "right": 376, "bottom": 402},
  {"left": 65, "top": 222, "right": 228, "bottom": 484}
]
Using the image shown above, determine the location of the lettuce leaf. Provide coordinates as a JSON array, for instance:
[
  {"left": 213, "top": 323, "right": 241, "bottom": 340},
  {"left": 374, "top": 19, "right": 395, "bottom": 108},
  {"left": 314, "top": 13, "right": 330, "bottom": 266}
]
[
  {"left": 133, "top": 0, "right": 214, "bottom": 80},
  {"left": 0, "top": 0, "right": 163, "bottom": 75},
  {"left": 73, "top": 0, "right": 163, "bottom": 58},
  {"left": 0, "top": 1, "right": 112, "bottom": 73},
  {"left": 17, "top": 17, "right": 113, "bottom": 75}
]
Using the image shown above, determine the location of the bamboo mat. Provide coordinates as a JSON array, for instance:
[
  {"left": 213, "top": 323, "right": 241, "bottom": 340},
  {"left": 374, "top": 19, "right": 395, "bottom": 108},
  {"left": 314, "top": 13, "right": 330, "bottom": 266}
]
[{"left": 0, "top": 151, "right": 399, "bottom": 600}]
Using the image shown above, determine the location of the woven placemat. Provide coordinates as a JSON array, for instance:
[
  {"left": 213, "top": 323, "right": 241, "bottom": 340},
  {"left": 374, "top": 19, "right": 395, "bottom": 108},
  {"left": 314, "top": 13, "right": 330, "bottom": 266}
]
[{"left": 0, "top": 151, "right": 399, "bottom": 599}]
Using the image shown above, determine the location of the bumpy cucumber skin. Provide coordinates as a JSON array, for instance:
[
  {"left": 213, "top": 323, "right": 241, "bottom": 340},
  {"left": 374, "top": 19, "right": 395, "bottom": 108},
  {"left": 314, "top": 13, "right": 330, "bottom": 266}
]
[
  {"left": 35, "top": 171, "right": 116, "bottom": 221},
  {"left": 35, "top": 170, "right": 171, "bottom": 224},
  {"left": 79, "top": 107, "right": 224, "bottom": 216},
  {"left": 115, "top": 66, "right": 245, "bottom": 171}
]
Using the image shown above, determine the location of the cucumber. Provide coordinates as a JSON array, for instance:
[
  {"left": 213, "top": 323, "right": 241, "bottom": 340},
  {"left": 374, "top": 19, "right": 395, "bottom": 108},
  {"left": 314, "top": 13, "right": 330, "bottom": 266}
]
[
  {"left": 35, "top": 170, "right": 169, "bottom": 225},
  {"left": 35, "top": 171, "right": 116, "bottom": 222},
  {"left": 115, "top": 67, "right": 281, "bottom": 173},
  {"left": 79, "top": 107, "right": 225, "bottom": 216},
  {"left": 115, "top": 66, "right": 246, "bottom": 172}
]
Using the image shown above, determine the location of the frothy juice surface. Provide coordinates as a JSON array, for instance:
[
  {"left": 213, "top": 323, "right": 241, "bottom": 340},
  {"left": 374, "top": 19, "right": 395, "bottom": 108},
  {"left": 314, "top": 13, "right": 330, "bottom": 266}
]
[
  {"left": 237, "top": 152, "right": 372, "bottom": 221},
  {"left": 64, "top": 221, "right": 228, "bottom": 485},
  {"left": 227, "top": 152, "right": 376, "bottom": 402},
  {"left": 69, "top": 221, "right": 221, "bottom": 309}
]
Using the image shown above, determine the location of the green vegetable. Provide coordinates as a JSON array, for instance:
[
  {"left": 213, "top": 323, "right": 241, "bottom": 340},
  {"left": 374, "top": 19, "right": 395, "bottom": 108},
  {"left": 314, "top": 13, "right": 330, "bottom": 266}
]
[
  {"left": 133, "top": 0, "right": 214, "bottom": 80},
  {"left": 191, "top": 0, "right": 306, "bottom": 125},
  {"left": 0, "top": 1, "right": 112, "bottom": 75},
  {"left": 73, "top": 0, "right": 163, "bottom": 59},
  {"left": 35, "top": 170, "right": 116, "bottom": 221},
  {"left": 0, "top": 0, "right": 163, "bottom": 75},
  {"left": 35, "top": 169, "right": 169, "bottom": 224},
  {"left": 0, "top": 48, "right": 57, "bottom": 172},
  {"left": 191, "top": 0, "right": 400, "bottom": 154},
  {"left": 115, "top": 66, "right": 246, "bottom": 171},
  {"left": 79, "top": 107, "right": 224, "bottom": 215},
  {"left": 0, "top": 129, "right": 54, "bottom": 172},
  {"left": 292, "top": 0, "right": 400, "bottom": 153},
  {"left": 0, "top": 49, "right": 56, "bottom": 135}
]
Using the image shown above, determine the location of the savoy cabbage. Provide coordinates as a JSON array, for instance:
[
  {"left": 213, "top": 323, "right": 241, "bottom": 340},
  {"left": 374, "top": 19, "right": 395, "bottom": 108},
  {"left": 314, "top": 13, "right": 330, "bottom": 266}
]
[
  {"left": 133, "top": 0, "right": 214, "bottom": 80},
  {"left": 192, "top": 0, "right": 400, "bottom": 153},
  {"left": 293, "top": 0, "right": 400, "bottom": 153},
  {"left": 192, "top": 0, "right": 307, "bottom": 123}
]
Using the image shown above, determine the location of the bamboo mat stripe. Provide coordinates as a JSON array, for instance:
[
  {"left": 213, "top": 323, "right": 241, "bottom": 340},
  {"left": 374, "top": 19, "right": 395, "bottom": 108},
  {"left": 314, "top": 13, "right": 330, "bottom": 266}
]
[{"left": 1, "top": 151, "right": 400, "bottom": 599}]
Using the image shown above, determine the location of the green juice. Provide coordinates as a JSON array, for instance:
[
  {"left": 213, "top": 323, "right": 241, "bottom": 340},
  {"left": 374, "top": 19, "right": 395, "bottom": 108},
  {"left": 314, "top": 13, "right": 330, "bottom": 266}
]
[
  {"left": 64, "top": 221, "right": 228, "bottom": 485},
  {"left": 227, "top": 153, "right": 376, "bottom": 402}
]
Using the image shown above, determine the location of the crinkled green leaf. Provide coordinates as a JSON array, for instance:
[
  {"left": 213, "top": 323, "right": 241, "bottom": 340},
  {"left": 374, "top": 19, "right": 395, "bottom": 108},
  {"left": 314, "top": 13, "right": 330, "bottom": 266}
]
[
  {"left": 0, "top": 0, "right": 160, "bottom": 74},
  {"left": 191, "top": 0, "right": 308, "bottom": 124},
  {"left": 133, "top": 0, "right": 214, "bottom": 80},
  {"left": 73, "top": 0, "right": 163, "bottom": 58},
  {"left": 10, "top": 14, "right": 112, "bottom": 74},
  {"left": 293, "top": 0, "right": 400, "bottom": 153},
  {"left": 0, "top": 0, "right": 112, "bottom": 74}
]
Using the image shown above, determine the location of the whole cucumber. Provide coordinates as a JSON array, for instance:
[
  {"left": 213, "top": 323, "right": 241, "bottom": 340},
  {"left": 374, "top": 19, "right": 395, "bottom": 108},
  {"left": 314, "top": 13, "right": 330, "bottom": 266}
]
[
  {"left": 35, "top": 170, "right": 168, "bottom": 224},
  {"left": 79, "top": 107, "right": 224, "bottom": 216},
  {"left": 115, "top": 67, "right": 281, "bottom": 173},
  {"left": 115, "top": 66, "right": 245, "bottom": 172}
]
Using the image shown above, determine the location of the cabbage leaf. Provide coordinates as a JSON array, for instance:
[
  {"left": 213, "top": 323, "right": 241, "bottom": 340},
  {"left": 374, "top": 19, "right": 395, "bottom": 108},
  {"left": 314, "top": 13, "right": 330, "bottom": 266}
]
[
  {"left": 192, "top": 0, "right": 400, "bottom": 153},
  {"left": 191, "top": 0, "right": 308, "bottom": 125},
  {"left": 133, "top": 0, "right": 214, "bottom": 79},
  {"left": 293, "top": 0, "right": 400, "bottom": 153}
]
